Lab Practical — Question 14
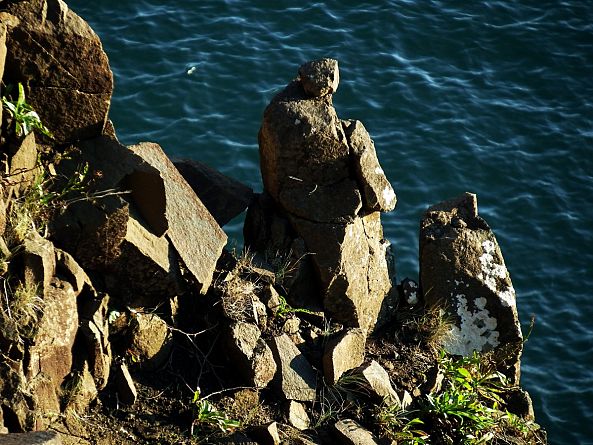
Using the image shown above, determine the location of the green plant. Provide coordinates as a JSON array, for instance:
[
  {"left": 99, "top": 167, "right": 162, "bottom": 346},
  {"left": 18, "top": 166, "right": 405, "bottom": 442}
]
[
  {"left": 376, "top": 402, "right": 428, "bottom": 445},
  {"left": 2, "top": 83, "right": 53, "bottom": 138},
  {"left": 5, "top": 162, "right": 89, "bottom": 244},
  {"left": 275, "top": 294, "right": 315, "bottom": 319},
  {"left": 190, "top": 389, "right": 240, "bottom": 436}
]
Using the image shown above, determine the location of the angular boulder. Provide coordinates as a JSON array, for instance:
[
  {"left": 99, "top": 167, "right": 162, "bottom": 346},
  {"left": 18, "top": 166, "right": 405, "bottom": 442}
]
[
  {"left": 354, "top": 360, "right": 400, "bottom": 407},
  {"left": 224, "top": 321, "right": 276, "bottom": 388},
  {"left": 419, "top": 192, "right": 523, "bottom": 382},
  {"left": 333, "top": 419, "right": 380, "bottom": 445},
  {"left": 323, "top": 328, "right": 366, "bottom": 385},
  {"left": 268, "top": 334, "right": 317, "bottom": 402},
  {"left": 127, "top": 313, "right": 172, "bottom": 370},
  {"left": 129, "top": 142, "right": 227, "bottom": 293},
  {"left": 2, "top": 0, "right": 113, "bottom": 143}
]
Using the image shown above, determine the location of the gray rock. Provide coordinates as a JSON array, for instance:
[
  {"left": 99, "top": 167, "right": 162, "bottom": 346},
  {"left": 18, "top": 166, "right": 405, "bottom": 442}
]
[
  {"left": 0, "top": 431, "right": 62, "bottom": 444},
  {"left": 225, "top": 322, "right": 276, "bottom": 388},
  {"left": 298, "top": 58, "right": 339, "bottom": 97},
  {"left": 173, "top": 159, "right": 255, "bottom": 227},
  {"left": 343, "top": 120, "right": 396, "bottom": 212},
  {"left": 114, "top": 363, "right": 137, "bottom": 405},
  {"left": 129, "top": 142, "right": 226, "bottom": 293},
  {"left": 419, "top": 192, "right": 523, "bottom": 382},
  {"left": 286, "top": 400, "right": 310, "bottom": 430},
  {"left": 323, "top": 328, "right": 366, "bottom": 385},
  {"left": 268, "top": 334, "right": 317, "bottom": 401},
  {"left": 2, "top": 0, "right": 113, "bottom": 143},
  {"left": 355, "top": 361, "right": 400, "bottom": 407},
  {"left": 333, "top": 419, "right": 380, "bottom": 445}
]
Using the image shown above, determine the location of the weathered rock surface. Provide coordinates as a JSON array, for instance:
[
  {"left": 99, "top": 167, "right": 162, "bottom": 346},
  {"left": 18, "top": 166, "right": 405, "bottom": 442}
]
[
  {"left": 8, "top": 133, "right": 38, "bottom": 197},
  {"left": 250, "top": 422, "right": 281, "bottom": 445},
  {"left": 290, "top": 212, "right": 391, "bottom": 331},
  {"left": 419, "top": 192, "right": 523, "bottom": 382},
  {"left": 342, "top": 119, "right": 396, "bottom": 212},
  {"left": 0, "top": 431, "right": 63, "bottom": 444},
  {"left": 173, "top": 159, "right": 255, "bottom": 226},
  {"left": 333, "top": 419, "right": 380, "bottom": 445},
  {"left": 0, "top": 22, "right": 6, "bottom": 129},
  {"left": 323, "top": 328, "right": 366, "bottom": 384},
  {"left": 1, "top": 0, "right": 113, "bottom": 143},
  {"left": 298, "top": 58, "right": 339, "bottom": 98},
  {"left": 268, "top": 334, "right": 317, "bottom": 401},
  {"left": 253, "top": 59, "right": 395, "bottom": 332},
  {"left": 225, "top": 321, "right": 276, "bottom": 388},
  {"left": 286, "top": 400, "right": 310, "bottom": 430},
  {"left": 355, "top": 361, "right": 400, "bottom": 407},
  {"left": 127, "top": 313, "right": 172, "bottom": 370},
  {"left": 129, "top": 142, "right": 227, "bottom": 293}
]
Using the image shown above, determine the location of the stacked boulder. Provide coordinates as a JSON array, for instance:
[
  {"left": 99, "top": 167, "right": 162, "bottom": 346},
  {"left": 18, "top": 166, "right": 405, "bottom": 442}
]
[{"left": 246, "top": 58, "right": 396, "bottom": 334}]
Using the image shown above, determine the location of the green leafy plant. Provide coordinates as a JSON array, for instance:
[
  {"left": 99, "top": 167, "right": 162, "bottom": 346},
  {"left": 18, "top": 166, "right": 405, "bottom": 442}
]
[
  {"left": 2, "top": 83, "right": 53, "bottom": 138},
  {"left": 275, "top": 294, "right": 315, "bottom": 319},
  {"left": 190, "top": 389, "right": 240, "bottom": 436},
  {"left": 376, "top": 402, "right": 429, "bottom": 444}
]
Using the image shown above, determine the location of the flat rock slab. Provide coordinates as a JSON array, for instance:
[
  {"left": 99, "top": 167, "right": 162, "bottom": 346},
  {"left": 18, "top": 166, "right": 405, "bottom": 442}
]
[
  {"left": 268, "top": 334, "right": 317, "bottom": 401},
  {"left": 355, "top": 360, "right": 400, "bottom": 407},
  {"left": 129, "top": 142, "right": 227, "bottom": 293},
  {"left": 0, "top": 431, "right": 62, "bottom": 444},
  {"left": 333, "top": 419, "right": 380, "bottom": 445}
]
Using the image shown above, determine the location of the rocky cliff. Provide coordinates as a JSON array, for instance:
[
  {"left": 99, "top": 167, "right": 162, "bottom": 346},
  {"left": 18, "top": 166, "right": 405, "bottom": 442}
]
[{"left": 0, "top": 2, "right": 546, "bottom": 444}]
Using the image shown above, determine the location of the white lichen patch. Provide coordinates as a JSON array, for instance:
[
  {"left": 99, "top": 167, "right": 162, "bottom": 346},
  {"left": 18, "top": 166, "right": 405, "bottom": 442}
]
[
  {"left": 374, "top": 166, "right": 384, "bottom": 175},
  {"left": 382, "top": 186, "right": 396, "bottom": 205},
  {"left": 478, "top": 239, "right": 516, "bottom": 307},
  {"left": 406, "top": 282, "right": 418, "bottom": 305},
  {"left": 443, "top": 294, "right": 500, "bottom": 356}
]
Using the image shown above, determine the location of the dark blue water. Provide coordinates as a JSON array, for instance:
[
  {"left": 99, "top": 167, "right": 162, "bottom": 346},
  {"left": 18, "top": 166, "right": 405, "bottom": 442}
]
[{"left": 68, "top": 1, "right": 593, "bottom": 443}]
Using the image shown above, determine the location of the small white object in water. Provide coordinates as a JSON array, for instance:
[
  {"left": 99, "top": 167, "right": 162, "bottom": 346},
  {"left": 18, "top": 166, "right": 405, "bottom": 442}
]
[{"left": 186, "top": 66, "right": 197, "bottom": 75}]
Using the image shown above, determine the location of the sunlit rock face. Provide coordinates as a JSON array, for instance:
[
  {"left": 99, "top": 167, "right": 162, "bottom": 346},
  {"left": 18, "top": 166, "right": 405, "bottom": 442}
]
[{"left": 419, "top": 192, "right": 523, "bottom": 383}]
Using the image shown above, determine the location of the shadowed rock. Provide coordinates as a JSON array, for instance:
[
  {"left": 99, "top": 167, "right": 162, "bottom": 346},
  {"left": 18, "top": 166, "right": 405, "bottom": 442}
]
[
  {"left": 268, "top": 334, "right": 316, "bottom": 401},
  {"left": 174, "top": 159, "right": 255, "bottom": 227},
  {"left": 419, "top": 192, "right": 523, "bottom": 382}
]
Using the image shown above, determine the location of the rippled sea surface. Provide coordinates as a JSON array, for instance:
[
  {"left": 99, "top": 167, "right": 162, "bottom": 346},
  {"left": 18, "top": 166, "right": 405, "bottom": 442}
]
[{"left": 67, "top": 1, "right": 593, "bottom": 442}]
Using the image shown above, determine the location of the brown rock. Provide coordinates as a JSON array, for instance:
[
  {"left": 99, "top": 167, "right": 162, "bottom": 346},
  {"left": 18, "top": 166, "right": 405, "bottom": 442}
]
[
  {"left": 323, "top": 328, "right": 366, "bottom": 385},
  {"left": 268, "top": 334, "right": 317, "bottom": 401},
  {"left": 173, "top": 159, "right": 255, "bottom": 227},
  {"left": 298, "top": 58, "right": 339, "bottom": 98},
  {"left": 2, "top": 0, "right": 113, "bottom": 143},
  {"left": 0, "top": 22, "right": 6, "bottom": 129},
  {"left": 343, "top": 120, "right": 396, "bottom": 212},
  {"left": 129, "top": 142, "right": 226, "bottom": 293},
  {"left": 419, "top": 192, "right": 523, "bottom": 382},
  {"left": 63, "top": 363, "right": 98, "bottom": 414},
  {"left": 27, "top": 278, "right": 78, "bottom": 412},
  {"left": 290, "top": 212, "right": 391, "bottom": 332},
  {"left": 22, "top": 232, "right": 55, "bottom": 292},
  {"left": 0, "top": 431, "right": 62, "bottom": 444},
  {"left": 333, "top": 419, "right": 379, "bottom": 445},
  {"left": 127, "top": 313, "right": 172, "bottom": 370},
  {"left": 259, "top": 80, "right": 351, "bottom": 212},
  {"left": 8, "top": 132, "right": 38, "bottom": 197}
]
